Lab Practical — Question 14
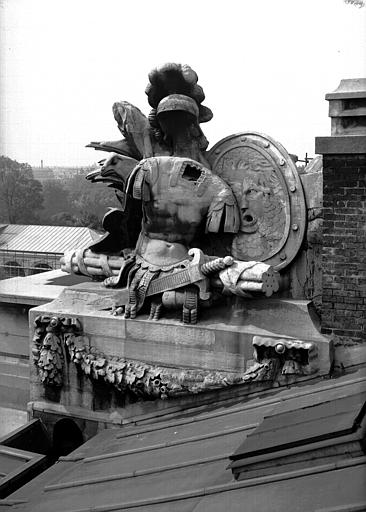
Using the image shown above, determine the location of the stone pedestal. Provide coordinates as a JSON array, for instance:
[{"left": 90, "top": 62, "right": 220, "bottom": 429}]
[{"left": 28, "top": 283, "right": 333, "bottom": 437}]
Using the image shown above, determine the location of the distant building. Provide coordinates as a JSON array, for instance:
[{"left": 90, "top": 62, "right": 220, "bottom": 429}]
[
  {"left": 52, "top": 166, "right": 96, "bottom": 180},
  {"left": 31, "top": 167, "right": 55, "bottom": 182},
  {"left": 0, "top": 224, "right": 100, "bottom": 279},
  {"left": 31, "top": 166, "right": 97, "bottom": 182}
]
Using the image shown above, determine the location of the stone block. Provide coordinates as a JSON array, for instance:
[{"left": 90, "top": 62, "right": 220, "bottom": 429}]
[{"left": 28, "top": 286, "right": 333, "bottom": 429}]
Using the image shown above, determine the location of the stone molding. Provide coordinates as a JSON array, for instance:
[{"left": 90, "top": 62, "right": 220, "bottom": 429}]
[{"left": 315, "top": 135, "right": 366, "bottom": 155}]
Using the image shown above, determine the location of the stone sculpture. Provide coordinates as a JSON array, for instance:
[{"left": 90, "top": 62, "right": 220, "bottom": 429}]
[
  {"left": 33, "top": 64, "right": 332, "bottom": 407},
  {"left": 60, "top": 63, "right": 310, "bottom": 324}
]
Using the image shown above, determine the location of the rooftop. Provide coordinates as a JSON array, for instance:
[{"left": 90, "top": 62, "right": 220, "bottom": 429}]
[
  {"left": 5, "top": 368, "right": 366, "bottom": 511},
  {"left": 0, "top": 269, "right": 91, "bottom": 306},
  {"left": 0, "top": 225, "right": 101, "bottom": 255}
]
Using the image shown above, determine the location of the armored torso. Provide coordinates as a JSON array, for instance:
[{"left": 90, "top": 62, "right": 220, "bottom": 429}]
[{"left": 129, "top": 156, "right": 239, "bottom": 248}]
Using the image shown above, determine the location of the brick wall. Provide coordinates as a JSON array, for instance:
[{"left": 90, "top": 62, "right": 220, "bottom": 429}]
[{"left": 321, "top": 153, "right": 366, "bottom": 343}]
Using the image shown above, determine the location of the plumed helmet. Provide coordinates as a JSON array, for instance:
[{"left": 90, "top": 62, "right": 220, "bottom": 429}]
[
  {"left": 146, "top": 63, "right": 213, "bottom": 124},
  {"left": 156, "top": 94, "right": 199, "bottom": 119}
]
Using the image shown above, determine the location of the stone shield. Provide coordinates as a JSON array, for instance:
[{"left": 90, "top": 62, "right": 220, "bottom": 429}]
[{"left": 207, "top": 132, "right": 306, "bottom": 270}]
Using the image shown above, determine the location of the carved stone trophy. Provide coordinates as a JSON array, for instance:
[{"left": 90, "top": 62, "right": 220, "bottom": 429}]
[
  {"left": 30, "top": 64, "right": 331, "bottom": 407},
  {"left": 61, "top": 63, "right": 283, "bottom": 323}
]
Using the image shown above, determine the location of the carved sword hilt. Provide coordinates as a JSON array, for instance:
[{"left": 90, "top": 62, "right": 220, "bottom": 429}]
[
  {"left": 145, "top": 249, "right": 234, "bottom": 301},
  {"left": 186, "top": 248, "right": 210, "bottom": 301},
  {"left": 145, "top": 248, "right": 208, "bottom": 300}
]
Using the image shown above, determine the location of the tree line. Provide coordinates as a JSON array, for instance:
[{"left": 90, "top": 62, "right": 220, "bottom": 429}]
[{"left": 0, "top": 155, "right": 118, "bottom": 231}]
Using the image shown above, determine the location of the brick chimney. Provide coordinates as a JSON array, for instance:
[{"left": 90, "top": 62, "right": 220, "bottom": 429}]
[{"left": 316, "top": 79, "right": 366, "bottom": 344}]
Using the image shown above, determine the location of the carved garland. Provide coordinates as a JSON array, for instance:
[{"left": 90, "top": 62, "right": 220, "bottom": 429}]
[
  {"left": 75, "top": 348, "right": 277, "bottom": 399},
  {"left": 32, "top": 315, "right": 84, "bottom": 387},
  {"left": 32, "top": 316, "right": 316, "bottom": 399},
  {"left": 32, "top": 315, "right": 272, "bottom": 398},
  {"left": 64, "top": 334, "right": 271, "bottom": 400}
]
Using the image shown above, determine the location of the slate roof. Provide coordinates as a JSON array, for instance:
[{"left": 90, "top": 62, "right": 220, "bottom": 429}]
[
  {"left": 5, "top": 368, "right": 366, "bottom": 512},
  {"left": 0, "top": 225, "right": 100, "bottom": 255}
]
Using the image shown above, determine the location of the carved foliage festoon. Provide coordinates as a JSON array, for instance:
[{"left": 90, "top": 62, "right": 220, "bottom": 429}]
[
  {"left": 32, "top": 316, "right": 254, "bottom": 399},
  {"left": 31, "top": 315, "right": 267, "bottom": 397},
  {"left": 32, "top": 316, "right": 318, "bottom": 397},
  {"left": 32, "top": 315, "right": 84, "bottom": 387}
]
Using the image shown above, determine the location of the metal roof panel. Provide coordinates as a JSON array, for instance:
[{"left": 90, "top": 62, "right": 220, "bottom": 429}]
[
  {"left": 0, "top": 224, "right": 101, "bottom": 254},
  {"left": 6, "top": 369, "right": 366, "bottom": 511}
]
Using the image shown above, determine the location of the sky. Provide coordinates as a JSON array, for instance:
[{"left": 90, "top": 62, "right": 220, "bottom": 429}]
[{"left": 0, "top": 0, "right": 365, "bottom": 167}]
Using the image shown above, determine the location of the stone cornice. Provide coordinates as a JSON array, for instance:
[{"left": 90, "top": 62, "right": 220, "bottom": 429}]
[{"left": 315, "top": 135, "right": 366, "bottom": 155}]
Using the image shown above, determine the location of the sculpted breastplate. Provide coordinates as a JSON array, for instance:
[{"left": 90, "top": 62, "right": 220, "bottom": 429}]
[{"left": 127, "top": 156, "right": 240, "bottom": 246}]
